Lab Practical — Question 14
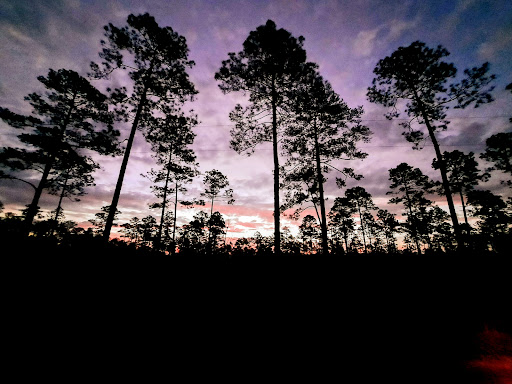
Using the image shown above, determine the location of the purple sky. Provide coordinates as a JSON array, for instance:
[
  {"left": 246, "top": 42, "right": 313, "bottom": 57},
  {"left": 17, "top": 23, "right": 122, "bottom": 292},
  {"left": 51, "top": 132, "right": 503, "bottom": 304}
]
[{"left": 1, "top": 0, "right": 511, "bottom": 238}]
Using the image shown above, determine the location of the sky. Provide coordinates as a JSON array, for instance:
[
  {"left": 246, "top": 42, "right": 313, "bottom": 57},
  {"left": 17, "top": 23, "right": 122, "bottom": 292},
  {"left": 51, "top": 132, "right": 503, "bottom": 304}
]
[{"left": 0, "top": 0, "right": 511, "bottom": 239}]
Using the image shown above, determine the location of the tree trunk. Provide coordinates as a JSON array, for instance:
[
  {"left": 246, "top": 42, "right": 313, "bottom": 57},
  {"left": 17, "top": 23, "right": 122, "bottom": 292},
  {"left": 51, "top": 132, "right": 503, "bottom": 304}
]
[
  {"left": 207, "top": 196, "right": 214, "bottom": 254},
  {"left": 24, "top": 91, "right": 77, "bottom": 228},
  {"left": 401, "top": 175, "right": 422, "bottom": 255},
  {"left": 271, "top": 75, "right": 281, "bottom": 255},
  {"left": 313, "top": 118, "right": 329, "bottom": 254},
  {"left": 417, "top": 104, "right": 462, "bottom": 249},
  {"left": 367, "top": 219, "right": 373, "bottom": 250},
  {"left": 157, "top": 151, "right": 172, "bottom": 250},
  {"left": 51, "top": 172, "right": 69, "bottom": 236},
  {"left": 358, "top": 204, "right": 367, "bottom": 254},
  {"left": 54, "top": 175, "right": 68, "bottom": 223},
  {"left": 24, "top": 161, "right": 53, "bottom": 229},
  {"left": 103, "top": 84, "right": 148, "bottom": 241},
  {"left": 460, "top": 190, "right": 469, "bottom": 226},
  {"left": 172, "top": 181, "right": 178, "bottom": 255}
]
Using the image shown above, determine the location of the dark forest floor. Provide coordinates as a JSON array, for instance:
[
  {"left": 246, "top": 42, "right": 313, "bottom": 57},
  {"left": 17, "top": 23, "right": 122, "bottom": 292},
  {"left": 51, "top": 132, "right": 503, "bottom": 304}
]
[{"left": 3, "top": 233, "right": 510, "bottom": 384}]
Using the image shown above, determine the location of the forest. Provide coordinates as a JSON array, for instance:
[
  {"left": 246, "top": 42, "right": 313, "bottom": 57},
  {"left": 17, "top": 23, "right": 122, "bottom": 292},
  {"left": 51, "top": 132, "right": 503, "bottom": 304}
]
[{"left": 0, "top": 13, "right": 511, "bottom": 258}]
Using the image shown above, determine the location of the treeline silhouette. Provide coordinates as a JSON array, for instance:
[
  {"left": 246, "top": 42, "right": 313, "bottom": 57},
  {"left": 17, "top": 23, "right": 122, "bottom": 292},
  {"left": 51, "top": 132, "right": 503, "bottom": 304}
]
[{"left": 1, "top": 14, "right": 511, "bottom": 258}]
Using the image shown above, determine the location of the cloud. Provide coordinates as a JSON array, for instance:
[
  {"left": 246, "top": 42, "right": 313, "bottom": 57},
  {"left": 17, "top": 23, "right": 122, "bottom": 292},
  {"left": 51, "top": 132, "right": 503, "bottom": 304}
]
[
  {"left": 440, "top": 121, "right": 488, "bottom": 148},
  {"left": 351, "top": 15, "right": 420, "bottom": 58},
  {"left": 387, "top": 17, "right": 420, "bottom": 40},
  {"left": 352, "top": 28, "right": 380, "bottom": 57},
  {"left": 212, "top": 26, "right": 248, "bottom": 50},
  {"left": 478, "top": 28, "right": 512, "bottom": 61}
]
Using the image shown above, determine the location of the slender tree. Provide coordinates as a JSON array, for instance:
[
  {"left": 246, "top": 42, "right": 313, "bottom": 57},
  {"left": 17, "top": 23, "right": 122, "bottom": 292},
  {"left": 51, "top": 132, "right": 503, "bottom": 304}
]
[
  {"left": 415, "top": 205, "right": 451, "bottom": 252},
  {"left": 387, "top": 163, "right": 436, "bottom": 254},
  {"left": 254, "top": 231, "right": 274, "bottom": 256},
  {"left": 215, "top": 19, "right": 309, "bottom": 255},
  {"left": 328, "top": 197, "right": 356, "bottom": 255},
  {"left": 281, "top": 227, "right": 301, "bottom": 255},
  {"left": 90, "top": 13, "right": 197, "bottom": 241},
  {"left": 299, "top": 214, "right": 320, "bottom": 254},
  {"left": 48, "top": 153, "right": 99, "bottom": 233},
  {"left": 344, "top": 187, "right": 376, "bottom": 254},
  {"left": 178, "top": 211, "right": 209, "bottom": 255},
  {"left": 119, "top": 215, "right": 158, "bottom": 247},
  {"left": 159, "top": 212, "right": 176, "bottom": 250},
  {"left": 120, "top": 217, "right": 143, "bottom": 244},
  {"left": 89, "top": 205, "right": 121, "bottom": 235},
  {"left": 201, "top": 170, "right": 234, "bottom": 218},
  {"left": 432, "top": 150, "right": 489, "bottom": 225},
  {"left": 0, "top": 68, "right": 119, "bottom": 228},
  {"left": 144, "top": 111, "right": 199, "bottom": 250},
  {"left": 281, "top": 68, "right": 371, "bottom": 254},
  {"left": 367, "top": 41, "right": 495, "bottom": 248},
  {"left": 361, "top": 210, "right": 383, "bottom": 252},
  {"left": 140, "top": 215, "right": 158, "bottom": 245},
  {"left": 376, "top": 209, "right": 400, "bottom": 254},
  {"left": 200, "top": 169, "right": 234, "bottom": 253},
  {"left": 208, "top": 211, "right": 227, "bottom": 252}
]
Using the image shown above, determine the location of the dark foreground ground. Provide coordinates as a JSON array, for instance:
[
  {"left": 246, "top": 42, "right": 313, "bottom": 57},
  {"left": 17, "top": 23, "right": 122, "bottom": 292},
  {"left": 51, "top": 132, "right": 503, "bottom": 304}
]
[{"left": 2, "top": 237, "right": 511, "bottom": 382}]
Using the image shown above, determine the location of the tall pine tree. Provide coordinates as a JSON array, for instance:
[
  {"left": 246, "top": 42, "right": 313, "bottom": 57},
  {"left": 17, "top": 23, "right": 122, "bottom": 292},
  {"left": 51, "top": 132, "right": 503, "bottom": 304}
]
[
  {"left": 144, "top": 110, "right": 199, "bottom": 251},
  {"left": 387, "top": 163, "right": 436, "bottom": 254},
  {"left": 432, "top": 150, "right": 489, "bottom": 225},
  {"left": 90, "top": 13, "right": 197, "bottom": 240},
  {"left": 0, "top": 68, "right": 119, "bottom": 229},
  {"left": 281, "top": 68, "right": 370, "bottom": 254},
  {"left": 215, "top": 20, "right": 309, "bottom": 255},
  {"left": 367, "top": 41, "right": 495, "bottom": 249}
]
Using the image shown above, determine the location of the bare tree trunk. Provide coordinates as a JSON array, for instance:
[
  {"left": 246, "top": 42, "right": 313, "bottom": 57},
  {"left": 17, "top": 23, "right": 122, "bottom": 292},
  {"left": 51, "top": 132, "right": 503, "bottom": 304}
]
[
  {"left": 25, "top": 91, "right": 77, "bottom": 229},
  {"left": 367, "top": 219, "right": 373, "bottom": 250},
  {"left": 417, "top": 103, "right": 462, "bottom": 249},
  {"left": 51, "top": 173, "right": 69, "bottom": 236},
  {"left": 54, "top": 175, "right": 68, "bottom": 223},
  {"left": 172, "top": 181, "right": 178, "bottom": 255},
  {"left": 313, "top": 118, "right": 329, "bottom": 254},
  {"left": 157, "top": 151, "right": 172, "bottom": 250},
  {"left": 103, "top": 84, "right": 148, "bottom": 241},
  {"left": 207, "top": 196, "right": 214, "bottom": 255},
  {"left": 24, "top": 161, "right": 53, "bottom": 229},
  {"left": 401, "top": 174, "right": 422, "bottom": 255},
  {"left": 271, "top": 75, "right": 281, "bottom": 256},
  {"left": 460, "top": 191, "right": 469, "bottom": 226},
  {"left": 358, "top": 204, "right": 368, "bottom": 254}
]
